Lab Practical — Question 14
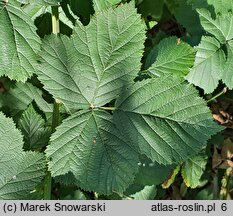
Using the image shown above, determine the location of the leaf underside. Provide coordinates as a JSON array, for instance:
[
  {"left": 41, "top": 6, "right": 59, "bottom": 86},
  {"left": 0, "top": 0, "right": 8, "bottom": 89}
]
[
  {"left": 186, "top": 36, "right": 225, "bottom": 93},
  {"left": 182, "top": 153, "right": 208, "bottom": 188},
  {"left": 115, "top": 76, "right": 222, "bottom": 164},
  {"left": 222, "top": 40, "right": 233, "bottom": 89},
  {"left": 197, "top": 8, "right": 233, "bottom": 44},
  {"left": 38, "top": 2, "right": 146, "bottom": 111},
  {"left": 18, "top": 104, "right": 50, "bottom": 150},
  {"left": 46, "top": 110, "right": 138, "bottom": 195},
  {"left": 0, "top": 112, "right": 46, "bottom": 199},
  {"left": 0, "top": 82, "right": 53, "bottom": 116},
  {"left": 0, "top": 3, "right": 41, "bottom": 82},
  {"left": 146, "top": 37, "right": 195, "bottom": 77}
]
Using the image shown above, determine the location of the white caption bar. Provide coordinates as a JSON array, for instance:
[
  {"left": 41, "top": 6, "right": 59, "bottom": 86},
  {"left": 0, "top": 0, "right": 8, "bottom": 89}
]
[{"left": 0, "top": 200, "right": 232, "bottom": 216}]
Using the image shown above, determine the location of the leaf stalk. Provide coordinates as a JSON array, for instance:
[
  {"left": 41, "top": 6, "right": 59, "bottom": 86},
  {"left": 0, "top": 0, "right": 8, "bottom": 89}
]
[
  {"left": 44, "top": 5, "right": 60, "bottom": 200},
  {"left": 207, "top": 87, "right": 227, "bottom": 103}
]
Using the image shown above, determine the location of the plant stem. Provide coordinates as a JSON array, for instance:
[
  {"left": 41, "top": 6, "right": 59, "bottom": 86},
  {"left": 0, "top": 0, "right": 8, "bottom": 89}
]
[
  {"left": 44, "top": 5, "right": 60, "bottom": 200},
  {"left": 213, "top": 170, "right": 219, "bottom": 199},
  {"left": 51, "top": 101, "right": 60, "bottom": 133},
  {"left": 51, "top": 6, "right": 60, "bottom": 35},
  {"left": 99, "top": 106, "right": 116, "bottom": 111},
  {"left": 207, "top": 87, "right": 227, "bottom": 103}
]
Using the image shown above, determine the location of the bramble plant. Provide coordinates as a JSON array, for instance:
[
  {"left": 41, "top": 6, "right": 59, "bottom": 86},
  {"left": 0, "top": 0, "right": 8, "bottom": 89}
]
[{"left": 0, "top": 0, "right": 232, "bottom": 200}]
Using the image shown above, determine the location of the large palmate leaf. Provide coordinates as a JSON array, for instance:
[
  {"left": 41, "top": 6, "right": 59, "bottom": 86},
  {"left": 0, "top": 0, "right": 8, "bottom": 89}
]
[
  {"left": 38, "top": 2, "right": 145, "bottom": 111},
  {"left": 0, "top": 112, "right": 46, "bottom": 199},
  {"left": 46, "top": 110, "right": 138, "bottom": 195},
  {"left": 186, "top": 36, "right": 225, "bottom": 93},
  {"left": 114, "top": 76, "right": 222, "bottom": 165},
  {"left": 197, "top": 8, "right": 233, "bottom": 44},
  {"left": 93, "top": 0, "right": 121, "bottom": 12},
  {"left": 222, "top": 40, "right": 233, "bottom": 89},
  {"left": 181, "top": 153, "right": 207, "bottom": 188},
  {"left": 145, "top": 37, "right": 195, "bottom": 77},
  {"left": 0, "top": 2, "right": 41, "bottom": 82}
]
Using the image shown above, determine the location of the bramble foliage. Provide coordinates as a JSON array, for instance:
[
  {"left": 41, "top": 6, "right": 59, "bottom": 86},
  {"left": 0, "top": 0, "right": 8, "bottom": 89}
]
[{"left": 0, "top": 0, "right": 232, "bottom": 200}]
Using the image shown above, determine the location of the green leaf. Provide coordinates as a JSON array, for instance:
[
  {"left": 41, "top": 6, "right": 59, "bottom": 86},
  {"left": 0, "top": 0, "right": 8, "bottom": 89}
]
[
  {"left": 18, "top": 104, "right": 51, "bottom": 150},
  {"left": 162, "top": 164, "right": 181, "bottom": 188},
  {"left": 127, "top": 185, "right": 157, "bottom": 200},
  {"left": 93, "top": 0, "right": 121, "bottom": 12},
  {"left": 62, "top": 190, "right": 87, "bottom": 200},
  {"left": 0, "top": 82, "right": 53, "bottom": 116},
  {"left": 137, "top": 0, "right": 164, "bottom": 21},
  {"left": 146, "top": 37, "right": 195, "bottom": 77},
  {"left": 197, "top": 8, "right": 233, "bottom": 44},
  {"left": 186, "top": 36, "right": 225, "bottom": 93},
  {"left": 222, "top": 40, "right": 233, "bottom": 89},
  {"left": 17, "top": 0, "right": 61, "bottom": 6},
  {"left": 0, "top": 152, "right": 46, "bottom": 199},
  {"left": 135, "top": 156, "right": 175, "bottom": 186},
  {"left": 207, "top": 0, "right": 233, "bottom": 15},
  {"left": 0, "top": 2, "right": 41, "bottom": 82},
  {"left": 181, "top": 153, "right": 208, "bottom": 188},
  {"left": 21, "top": 3, "right": 47, "bottom": 21},
  {"left": 166, "top": 0, "right": 204, "bottom": 45},
  {"left": 38, "top": 2, "right": 146, "bottom": 111},
  {"left": 0, "top": 112, "right": 24, "bottom": 153},
  {"left": 46, "top": 110, "right": 139, "bottom": 195},
  {"left": 68, "top": 0, "right": 94, "bottom": 25},
  {"left": 115, "top": 76, "right": 222, "bottom": 165},
  {"left": 54, "top": 172, "right": 79, "bottom": 186},
  {"left": 0, "top": 112, "right": 46, "bottom": 199}
]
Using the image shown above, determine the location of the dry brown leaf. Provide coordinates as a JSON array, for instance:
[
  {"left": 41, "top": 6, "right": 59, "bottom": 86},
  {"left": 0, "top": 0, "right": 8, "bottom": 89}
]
[
  {"left": 221, "top": 138, "right": 233, "bottom": 159},
  {"left": 213, "top": 114, "right": 226, "bottom": 124},
  {"left": 212, "top": 146, "right": 223, "bottom": 169}
]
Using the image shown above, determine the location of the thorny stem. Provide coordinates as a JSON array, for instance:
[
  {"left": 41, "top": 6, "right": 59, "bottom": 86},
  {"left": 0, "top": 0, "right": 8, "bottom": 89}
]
[
  {"left": 207, "top": 87, "right": 228, "bottom": 103},
  {"left": 43, "top": 5, "right": 60, "bottom": 200}
]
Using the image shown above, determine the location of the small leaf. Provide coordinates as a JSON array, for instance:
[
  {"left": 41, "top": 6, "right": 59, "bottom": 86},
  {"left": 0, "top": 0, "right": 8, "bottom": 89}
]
[
  {"left": 0, "top": 2, "right": 41, "bottom": 82},
  {"left": 162, "top": 165, "right": 181, "bottom": 188},
  {"left": 115, "top": 75, "right": 222, "bottom": 164},
  {"left": 18, "top": 104, "right": 51, "bottom": 150},
  {"left": 181, "top": 153, "right": 208, "bottom": 188},
  {"left": 0, "top": 112, "right": 23, "bottom": 154},
  {"left": 197, "top": 8, "right": 233, "bottom": 43},
  {"left": 166, "top": 0, "right": 205, "bottom": 45},
  {"left": 0, "top": 152, "right": 46, "bottom": 199},
  {"left": 222, "top": 40, "right": 233, "bottom": 89},
  {"left": 46, "top": 110, "right": 139, "bottom": 195},
  {"left": 146, "top": 37, "right": 195, "bottom": 77},
  {"left": 38, "top": 2, "right": 146, "bottom": 111},
  {"left": 137, "top": 0, "right": 164, "bottom": 21},
  {"left": 207, "top": 0, "right": 233, "bottom": 15},
  {"left": 0, "top": 112, "right": 46, "bottom": 199},
  {"left": 186, "top": 36, "right": 225, "bottom": 93},
  {"left": 127, "top": 185, "right": 157, "bottom": 200},
  {"left": 1, "top": 82, "right": 53, "bottom": 116}
]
